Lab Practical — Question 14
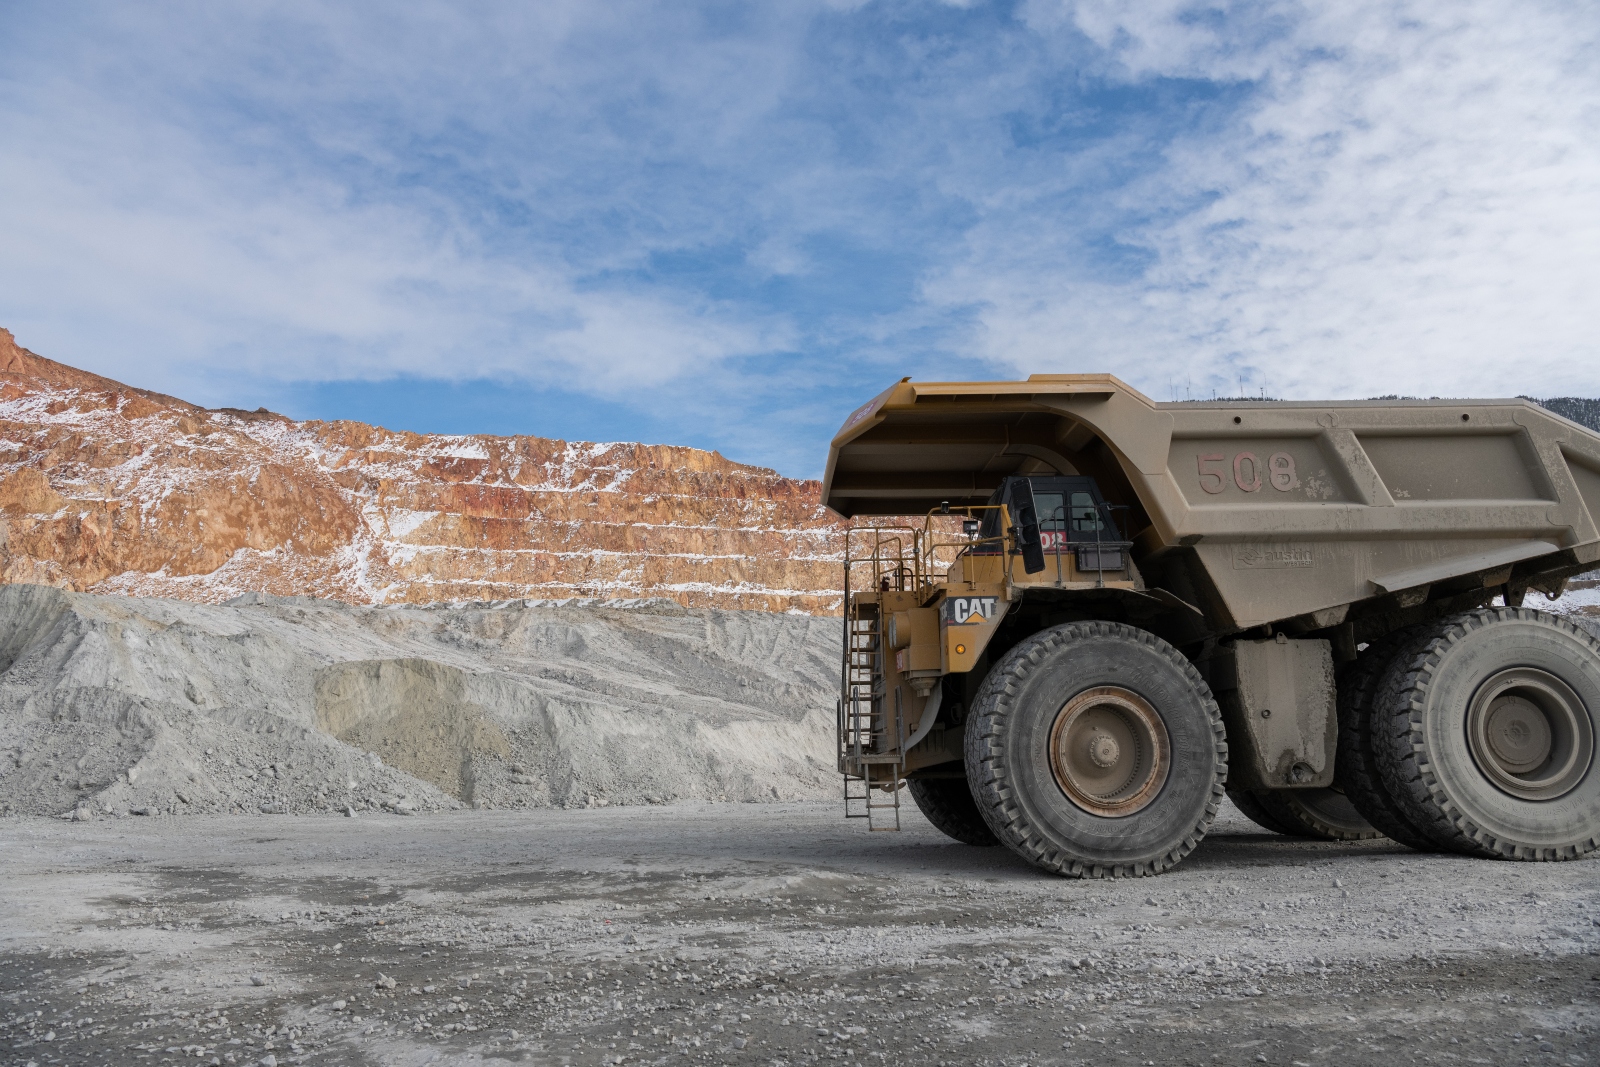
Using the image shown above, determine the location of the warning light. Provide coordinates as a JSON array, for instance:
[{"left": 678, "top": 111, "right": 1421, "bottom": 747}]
[{"left": 954, "top": 643, "right": 966, "bottom": 654}]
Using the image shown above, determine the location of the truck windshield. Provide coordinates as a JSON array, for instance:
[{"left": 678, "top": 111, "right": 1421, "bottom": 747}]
[
  {"left": 1034, "top": 491, "right": 1104, "bottom": 533},
  {"left": 976, "top": 478, "right": 1117, "bottom": 544}
]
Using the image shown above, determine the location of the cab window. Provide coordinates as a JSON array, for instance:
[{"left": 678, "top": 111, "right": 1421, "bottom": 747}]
[
  {"left": 973, "top": 476, "right": 1118, "bottom": 545},
  {"left": 1033, "top": 492, "right": 1066, "bottom": 529},
  {"left": 1070, "top": 491, "right": 1104, "bottom": 533}
]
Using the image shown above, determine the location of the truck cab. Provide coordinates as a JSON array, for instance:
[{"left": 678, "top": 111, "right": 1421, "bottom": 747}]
[{"left": 957, "top": 474, "right": 1132, "bottom": 581}]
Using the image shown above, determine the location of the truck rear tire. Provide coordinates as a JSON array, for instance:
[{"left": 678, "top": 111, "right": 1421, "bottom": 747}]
[
  {"left": 964, "top": 621, "right": 1227, "bottom": 878},
  {"left": 1372, "top": 608, "right": 1600, "bottom": 860},
  {"left": 1335, "top": 629, "right": 1438, "bottom": 851},
  {"left": 1252, "top": 786, "right": 1383, "bottom": 841},
  {"left": 907, "top": 778, "right": 999, "bottom": 846}
]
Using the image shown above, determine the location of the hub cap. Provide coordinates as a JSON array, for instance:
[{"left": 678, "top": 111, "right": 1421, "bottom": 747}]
[
  {"left": 1048, "top": 686, "right": 1171, "bottom": 817},
  {"left": 1466, "top": 668, "right": 1594, "bottom": 801}
]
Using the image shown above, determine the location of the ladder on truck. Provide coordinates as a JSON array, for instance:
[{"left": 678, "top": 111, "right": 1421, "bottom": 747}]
[{"left": 839, "top": 596, "right": 903, "bottom": 830}]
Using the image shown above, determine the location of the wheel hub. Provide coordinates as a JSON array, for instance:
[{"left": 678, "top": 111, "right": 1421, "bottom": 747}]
[
  {"left": 1087, "top": 735, "right": 1121, "bottom": 768},
  {"left": 1484, "top": 696, "right": 1550, "bottom": 772},
  {"left": 1049, "top": 686, "right": 1170, "bottom": 818},
  {"left": 1467, "top": 668, "right": 1594, "bottom": 801}
]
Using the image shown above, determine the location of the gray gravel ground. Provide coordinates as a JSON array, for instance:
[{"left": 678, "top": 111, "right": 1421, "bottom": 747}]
[{"left": 2, "top": 801, "right": 1597, "bottom": 1067}]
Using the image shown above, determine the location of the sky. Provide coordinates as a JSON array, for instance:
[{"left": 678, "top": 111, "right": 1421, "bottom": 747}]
[{"left": 2, "top": 1, "right": 1597, "bottom": 478}]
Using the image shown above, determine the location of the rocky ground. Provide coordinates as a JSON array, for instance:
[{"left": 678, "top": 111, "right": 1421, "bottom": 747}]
[{"left": 2, "top": 801, "right": 1596, "bottom": 1067}]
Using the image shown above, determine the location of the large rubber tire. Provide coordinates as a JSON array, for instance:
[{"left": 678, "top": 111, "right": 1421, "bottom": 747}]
[
  {"left": 964, "top": 621, "right": 1227, "bottom": 878},
  {"left": 1335, "top": 629, "right": 1438, "bottom": 851},
  {"left": 1225, "top": 785, "right": 1298, "bottom": 835},
  {"left": 1371, "top": 608, "right": 1600, "bottom": 860},
  {"left": 1253, "top": 786, "right": 1383, "bottom": 841},
  {"left": 907, "top": 778, "right": 999, "bottom": 846}
]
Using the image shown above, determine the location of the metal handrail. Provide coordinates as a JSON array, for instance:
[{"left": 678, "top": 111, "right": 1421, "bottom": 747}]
[
  {"left": 915, "top": 505, "right": 1005, "bottom": 588},
  {"left": 842, "top": 499, "right": 1131, "bottom": 601}
]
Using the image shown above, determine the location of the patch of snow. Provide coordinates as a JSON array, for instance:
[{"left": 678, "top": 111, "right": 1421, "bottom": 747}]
[
  {"left": 385, "top": 509, "right": 440, "bottom": 540},
  {"left": 1550, "top": 587, "right": 1600, "bottom": 614}
]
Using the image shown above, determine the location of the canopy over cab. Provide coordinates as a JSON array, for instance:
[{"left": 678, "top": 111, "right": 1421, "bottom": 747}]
[{"left": 822, "top": 374, "right": 1162, "bottom": 521}]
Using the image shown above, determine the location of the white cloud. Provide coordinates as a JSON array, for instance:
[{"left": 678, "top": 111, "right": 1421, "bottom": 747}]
[
  {"left": 0, "top": 0, "right": 1595, "bottom": 475},
  {"left": 0, "top": 2, "right": 796, "bottom": 400},
  {"left": 938, "top": 0, "right": 1600, "bottom": 399}
]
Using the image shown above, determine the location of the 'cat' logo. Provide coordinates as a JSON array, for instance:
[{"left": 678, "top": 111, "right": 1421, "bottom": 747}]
[{"left": 943, "top": 596, "right": 998, "bottom": 625}]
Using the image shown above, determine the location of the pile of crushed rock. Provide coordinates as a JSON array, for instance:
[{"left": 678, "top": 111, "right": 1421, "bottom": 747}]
[{"left": 0, "top": 584, "right": 840, "bottom": 819}]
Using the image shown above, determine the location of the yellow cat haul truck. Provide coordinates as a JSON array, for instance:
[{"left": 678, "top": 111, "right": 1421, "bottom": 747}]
[{"left": 822, "top": 375, "right": 1600, "bottom": 878}]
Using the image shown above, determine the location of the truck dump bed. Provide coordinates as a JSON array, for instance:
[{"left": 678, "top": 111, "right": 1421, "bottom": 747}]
[{"left": 822, "top": 375, "right": 1600, "bottom": 634}]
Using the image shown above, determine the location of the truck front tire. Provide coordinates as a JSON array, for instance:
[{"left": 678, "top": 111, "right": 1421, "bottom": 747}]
[
  {"left": 1372, "top": 609, "right": 1600, "bottom": 860},
  {"left": 907, "top": 777, "right": 999, "bottom": 846},
  {"left": 964, "top": 621, "right": 1227, "bottom": 878}
]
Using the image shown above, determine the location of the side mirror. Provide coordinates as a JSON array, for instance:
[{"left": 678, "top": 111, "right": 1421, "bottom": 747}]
[
  {"left": 1011, "top": 504, "right": 1046, "bottom": 574},
  {"left": 1004, "top": 478, "right": 1047, "bottom": 574}
]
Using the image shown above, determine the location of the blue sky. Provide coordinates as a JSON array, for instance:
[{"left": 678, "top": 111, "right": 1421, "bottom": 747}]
[{"left": 2, "top": 1, "right": 1597, "bottom": 477}]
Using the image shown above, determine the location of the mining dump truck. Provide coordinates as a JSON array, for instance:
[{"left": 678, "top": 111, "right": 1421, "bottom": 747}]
[{"left": 822, "top": 375, "right": 1600, "bottom": 877}]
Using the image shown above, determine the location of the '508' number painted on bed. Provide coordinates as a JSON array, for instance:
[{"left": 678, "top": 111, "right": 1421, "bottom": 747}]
[{"left": 1197, "top": 451, "right": 1299, "bottom": 494}]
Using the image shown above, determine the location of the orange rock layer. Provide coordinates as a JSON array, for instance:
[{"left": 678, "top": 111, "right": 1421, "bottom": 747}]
[{"left": 0, "top": 329, "right": 855, "bottom": 612}]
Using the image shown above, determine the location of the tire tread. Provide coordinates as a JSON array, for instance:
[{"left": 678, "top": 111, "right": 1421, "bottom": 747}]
[
  {"left": 1371, "top": 607, "right": 1600, "bottom": 862},
  {"left": 964, "top": 621, "right": 1227, "bottom": 879},
  {"left": 1254, "top": 788, "right": 1383, "bottom": 842},
  {"left": 1225, "top": 786, "right": 1297, "bottom": 836},
  {"left": 906, "top": 778, "right": 999, "bottom": 847},
  {"left": 1335, "top": 628, "right": 1437, "bottom": 851}
]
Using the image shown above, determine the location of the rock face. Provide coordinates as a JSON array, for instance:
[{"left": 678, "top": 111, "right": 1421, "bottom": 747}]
[{"left": 0, "top": 328, "right": 849, "bottom": 611}]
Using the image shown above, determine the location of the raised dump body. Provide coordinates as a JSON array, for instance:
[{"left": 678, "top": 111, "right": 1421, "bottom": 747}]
[{"left": 822, "top": 376, "right": 1600, "bottom": 876}]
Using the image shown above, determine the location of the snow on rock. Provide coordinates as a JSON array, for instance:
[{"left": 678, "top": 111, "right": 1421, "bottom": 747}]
[{"left": 0, "top": 328, "right": 850, "bottom": 612}]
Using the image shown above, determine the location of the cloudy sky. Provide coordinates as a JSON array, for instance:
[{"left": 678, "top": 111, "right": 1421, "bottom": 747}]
[{"left": 2, "top": 1, "right": 1597, "bottom": 476}]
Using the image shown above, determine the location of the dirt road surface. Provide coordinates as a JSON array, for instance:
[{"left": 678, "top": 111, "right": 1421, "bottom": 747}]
[{"left": 2, "top": 802, "right": 1597, "bottom": 1067}]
